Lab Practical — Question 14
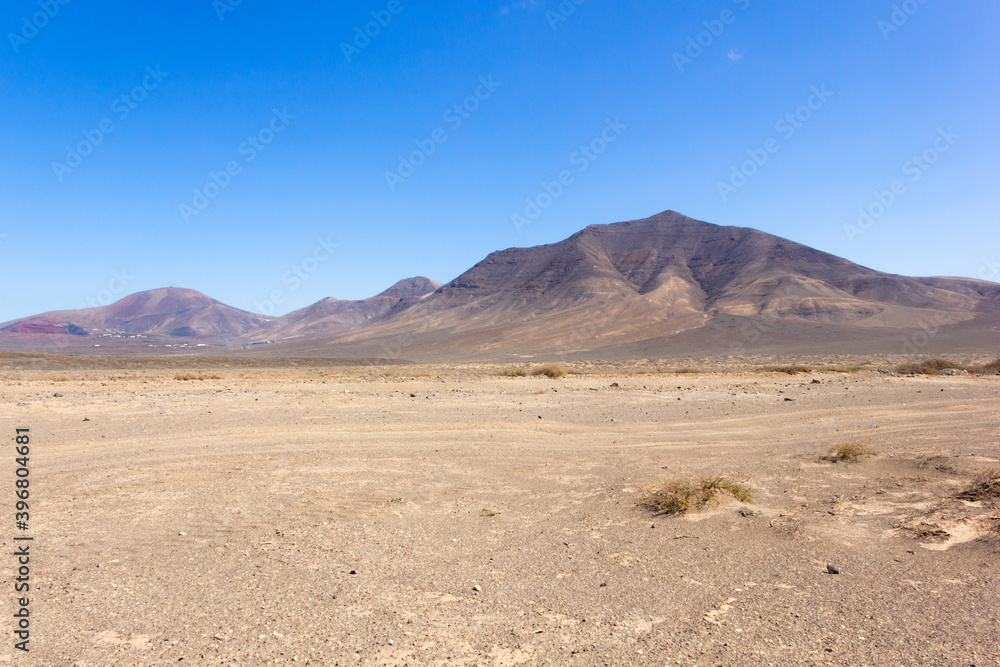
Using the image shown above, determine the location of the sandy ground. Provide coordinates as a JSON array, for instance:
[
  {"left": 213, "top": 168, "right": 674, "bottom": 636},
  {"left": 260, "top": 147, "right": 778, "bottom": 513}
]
[{"left": 1, "top": 361, "right": 998, "bottom": 666}]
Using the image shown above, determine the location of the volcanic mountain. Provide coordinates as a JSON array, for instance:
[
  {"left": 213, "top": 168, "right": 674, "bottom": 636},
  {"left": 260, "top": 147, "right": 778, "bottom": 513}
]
[
  {"left": 0, "top": 287, "right": 270, "bottom": 340},
  {"left": 279, "top": 211, "right": 1000, "bottom": 359}
]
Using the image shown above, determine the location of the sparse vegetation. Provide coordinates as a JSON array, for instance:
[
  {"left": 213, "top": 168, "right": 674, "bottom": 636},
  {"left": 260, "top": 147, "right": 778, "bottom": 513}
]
[
  {"left": 174, "top": 373, "right": 223, "bottom": 381},
  {"left": 824, "top": 366, "right": 864, "bottom": 374},
  {"left": 895, "top": 358, "right": 972, "bottom": 375},
  {"left": 45, "top": 375, "right": 70, "bottom": 382},
  {"left": 531, "top": 364, "right": 568, "bottom": 379},
  {"left": 643, "top": 476, "right": 753, "bottom": 515},
  {"left": 494, "top": 368, "right": 528, "bottom": 377},
  {"left": 823, "top": 439, "right": 876, "bottom": 463},
  {"left": 978, "top": 358, "right": 1000, "bottom": 374},
  {"left": 671, "top": 368, "right": 700, "bottom": 374},
  {"left": 956, "top": 468, "right": 1000, "bottom": 501},
  {"left": 762, "top": 365, "right": 812, "bottom": 375}
]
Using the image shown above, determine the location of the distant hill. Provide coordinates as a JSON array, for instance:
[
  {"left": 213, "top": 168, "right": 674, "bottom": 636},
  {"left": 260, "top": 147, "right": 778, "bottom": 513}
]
[
  {"left": 0, "top": 287, "right": 270, "bottom": 341},
  {"left": 247, "top": 277, "right": 441, "bottom": 342}
]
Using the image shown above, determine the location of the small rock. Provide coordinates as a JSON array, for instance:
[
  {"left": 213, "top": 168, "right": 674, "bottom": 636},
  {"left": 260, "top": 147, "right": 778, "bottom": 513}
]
[
  {"left": 784, "top": 398, "right": 794, "bottom": 402},
  {"left": 472, "top": 585, "right": 482, "bottom": 592},
  {"left": 83, "top": 417, "right": 91, "bottom": 422},
  {"left": 53, "top": 392, "right": 63, "bottom": 398},
  {"left": 350, "top": 570, "right": 357, "bottom": 575},
  {"left": 610, "top": 383, "right": 619, "bottom": 388},
  {"left": 827, "top": 565, "right": 840, "bottom": 575},
  {"left": 739, "top": 508, "right": 758, "bottom": 517}
]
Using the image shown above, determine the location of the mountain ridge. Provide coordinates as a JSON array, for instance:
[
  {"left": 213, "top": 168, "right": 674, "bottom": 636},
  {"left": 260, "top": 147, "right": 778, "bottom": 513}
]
[{"left": 1, "top": 211, "right": 997, "bottom": 358}]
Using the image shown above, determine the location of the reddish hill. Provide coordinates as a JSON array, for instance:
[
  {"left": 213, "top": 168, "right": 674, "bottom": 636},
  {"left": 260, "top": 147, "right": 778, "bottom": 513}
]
[{"left": 0, "top": 287, "right": 270, "bottom": 339}]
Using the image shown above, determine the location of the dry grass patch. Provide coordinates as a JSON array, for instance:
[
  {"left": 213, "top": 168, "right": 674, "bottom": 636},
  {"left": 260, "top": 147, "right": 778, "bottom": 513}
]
[
  {"left": 531, "top": 364, "right": 568, "bottom": 379},
  {"left": 977, "top": 358, "right": 1000, "bottom": 374},
  {"left": 895, "top": 358, "right": 972, "bottom": 375},
  {"left": 956, "top": 468, "right": 1000, "bottom": 501},
  {"left": 44, "top": 375, "right": 70, "bottom": 382},
  {"left": 494, "top": 368, "right": 528, "bottom": 377},
  {"left": 762, "top": 365, "right": 812, "bottom": 375},
  {"left": 174, "top": 373, "right": 223, "bottom": 381},
  {"left": 671, "top": 368, "right": 700, "bottom": 375},
  {"left": 643, "top": 477, "right": 753, "bottom": 516},
  {"left": 823, "top": 439, "right": 877, "bottom": 463}
]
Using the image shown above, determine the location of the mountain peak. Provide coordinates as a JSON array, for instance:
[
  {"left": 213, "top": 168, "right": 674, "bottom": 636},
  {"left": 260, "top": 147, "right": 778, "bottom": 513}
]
[{"left": 377, "top": 276, "right": 442, "bottom": 299}]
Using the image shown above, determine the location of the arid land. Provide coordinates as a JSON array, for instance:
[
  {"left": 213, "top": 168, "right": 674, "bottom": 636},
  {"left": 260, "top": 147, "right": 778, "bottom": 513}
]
[{"left": 1, "top": 354, "right": 998, "bottom": 666}]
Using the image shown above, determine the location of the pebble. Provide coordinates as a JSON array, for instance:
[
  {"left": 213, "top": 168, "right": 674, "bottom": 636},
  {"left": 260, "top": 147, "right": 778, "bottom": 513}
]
[{"left": 827, "top": 565, "right": 840, "bottom": 575}]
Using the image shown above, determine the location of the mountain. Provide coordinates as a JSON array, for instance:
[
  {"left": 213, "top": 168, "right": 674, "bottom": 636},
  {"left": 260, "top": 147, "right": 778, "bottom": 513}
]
[
  {"left": 278, "top": 211, "right": 1000, "bottom": 359},
  {"left": 247, "top": 277, "right": 441, "bottom": 342},
  {"left": 1, "top": 212, "right": 997, "bottom": 359},
  {"left": 0, "top": 287, "right": 270, "bottom": 340}
]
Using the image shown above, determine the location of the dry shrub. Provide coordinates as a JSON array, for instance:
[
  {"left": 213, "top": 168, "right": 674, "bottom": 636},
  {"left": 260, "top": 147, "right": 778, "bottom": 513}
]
[
  {"left": 825, "top": 366, "right": 864, "bottom": 373},
  {"left": 174, "top": 373, "right": 222, "bottom": 381},
  {"left": 45, "top": 375, "right": 70, "bottom": 382},
  {"left": 643, "top": 477, "right": 753, "bottom": 515},
  {"left": 956, "top": 468, "right": 1000, "bottom": 501},
  {"left": 531, "top": 364, "right": 567, "bottom": 379},
  {"left": 494, "top": 368, "right": 528, "bottom": 377},
  {"left": 762, "top": 365, "right": 812, "bottom": 375},
  {"left": 823, "top": 439, "right": 876, "bottom": 463},
  {"left": 895, "top": 358, "right": 971, "bottom": 375},
  {"left": 672, "top": 368, "right": 700, "bottom": 374},
  {"left": 977, "top": 358, "right": 1000, "bottom": 374}
]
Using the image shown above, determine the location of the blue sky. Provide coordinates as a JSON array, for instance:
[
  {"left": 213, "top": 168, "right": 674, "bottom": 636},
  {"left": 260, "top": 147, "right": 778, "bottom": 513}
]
[{"left": 1, "top": 0, "right": 998, "bottom": 321}]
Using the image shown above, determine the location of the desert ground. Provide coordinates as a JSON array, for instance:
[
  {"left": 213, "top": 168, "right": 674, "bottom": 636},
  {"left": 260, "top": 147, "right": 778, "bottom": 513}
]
[{"left": 1, "top": 355, "right": 998, "bottom": 666}]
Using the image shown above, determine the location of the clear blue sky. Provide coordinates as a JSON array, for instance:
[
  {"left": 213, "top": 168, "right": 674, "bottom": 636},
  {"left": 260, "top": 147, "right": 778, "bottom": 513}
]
[{"left": 1, "top": 0, "right": 998, "bottom": 321}]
